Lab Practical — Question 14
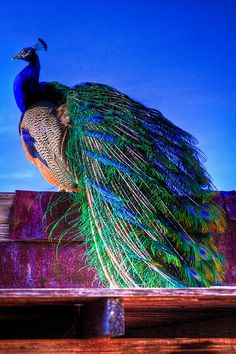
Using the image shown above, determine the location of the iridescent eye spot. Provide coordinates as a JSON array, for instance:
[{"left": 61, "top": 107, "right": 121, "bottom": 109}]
[{"left": 201, "top": 210, "right": 209, "bottom": 217}]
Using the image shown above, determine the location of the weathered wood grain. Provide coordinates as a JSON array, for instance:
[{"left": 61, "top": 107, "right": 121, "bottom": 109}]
[
  {"left": 0, "top": 338, "right": 236, "bottom": 353},
  {"left": 124, "top": 305, "right": 236, "bottom": 338},
  {"left": 1, "top": 287, "right": 236, "bottom": 306},
  {"left": 0, "top": 191, "right": 99, "bottom": 288},
  {"left": 1, "top": 190, "right": 236, "bottom": 287},
  {"left": 219, "top": 191, "right": 236, "bottom": 220},
  {"left": 1, "top": 300, "right": 236, "bottom": 339},
  {"left": 10, "top": 190, "right": 80, "bottom": 242},
  {"left": 80, "top": 298, "right": 125, "bottom": 338},
  {"left": 0, "top": 243, "right": 99, "bottom": 288},
  {"left": 0, "top": 193, "right": 14, "bottom": 241},
  {"left": 1, "top": 288, "right": 236, "bottom": 341},
  {"left": 1, "top": 192, "right": 236, "bottom": 349}
]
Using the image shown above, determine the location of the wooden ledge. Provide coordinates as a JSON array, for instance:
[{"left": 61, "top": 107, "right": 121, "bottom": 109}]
[
  {"left": 1, "top": 288, "right": 236, "bottom": 342},
  {"left": 1, "top": 287, "right": 236, "bottom": 306},
  {"left": 0, "top": 338, "right": 236, "bottom": 353}
]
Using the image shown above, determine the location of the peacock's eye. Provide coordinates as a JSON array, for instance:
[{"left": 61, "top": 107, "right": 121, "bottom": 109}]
[{"left": 21, "top": 49, "right": 31, "bottom": 57}]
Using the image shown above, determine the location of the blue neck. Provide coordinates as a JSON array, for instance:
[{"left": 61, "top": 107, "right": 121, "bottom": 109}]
[{"left": 13, "top": 55, "right": 40, "bottom": 113}]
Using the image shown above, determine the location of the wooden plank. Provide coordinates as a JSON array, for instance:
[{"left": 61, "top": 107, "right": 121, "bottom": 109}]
[
  {"left": 0, "top": 191, "right": 100, "bottom": 288},
  {"left": 10, "top": 190, "right": 81, "bottom": 242},
  {"left": 1, "top": 289, "right": 236, "bottom": 339},
  {"left": 0, "top": 193, "right": 14, "bottom": 224},
  {"left": 0, "top": 289, "right": 236, "bottom": 340},
  {"left": 215, "top": 218, "right": 236, "bottom": 285},
  {"left": 124, "top": 305, "right": 236, "bottom": 338},
  {"left": 80, "top": 298, "right": 124, "bottom": 338},
  {"left": 1, "top": 190, "right": 236, "bottom": 287},
  {"left": 0, "top": 243, "right": 99, "bottom": 288},
  {"left": 220, "top": 191, "right": 236, "bottom": 220},
  {"left": 0, "top": 300, "right": 236, "bottom": 339},
  {"left": 0, "top": 193, "right": 14, "bottom": 241},
  {"left": 0, "top": 338, "right": 236, "bottom": 353},
  {"left": 1, "top": 288, "right": 236, "bottom": 306},
  {"left": 0, "top": 302, "right": 124, "bottom": 340}
]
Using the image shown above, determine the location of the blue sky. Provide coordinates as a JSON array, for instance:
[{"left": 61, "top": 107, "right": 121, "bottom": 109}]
[{"left": 0, "top": 0, "right": 235, "bottom": 191}]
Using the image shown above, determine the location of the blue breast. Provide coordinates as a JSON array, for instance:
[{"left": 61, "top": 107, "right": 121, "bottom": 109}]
[{"left": 13, "top": 59, "right": 42, "bottom": 113}]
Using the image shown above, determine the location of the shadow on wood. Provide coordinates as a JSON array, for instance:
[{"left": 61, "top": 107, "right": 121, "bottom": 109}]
[{"left": 80, "top": 298, "right": 125, "bottom": 338}]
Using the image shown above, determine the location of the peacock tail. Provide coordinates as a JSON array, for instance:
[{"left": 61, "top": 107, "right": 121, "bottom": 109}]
[
  {"left": 43, "top": 81, "right": 225, "bottom": 288},
  {"left": 14, "top": 40, "right": 226, "bottom": 288}
]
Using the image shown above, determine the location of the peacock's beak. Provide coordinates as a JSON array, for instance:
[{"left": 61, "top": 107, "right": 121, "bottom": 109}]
[{"left": 12, "top": 53, "right": 22, "bottom": 60}]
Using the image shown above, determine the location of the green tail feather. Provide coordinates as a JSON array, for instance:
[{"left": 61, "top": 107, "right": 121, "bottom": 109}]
[{"left": 46, "top": 81, "right": 226, "bottom": 288}]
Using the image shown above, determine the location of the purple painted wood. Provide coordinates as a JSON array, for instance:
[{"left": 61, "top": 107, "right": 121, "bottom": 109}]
[
  {"left": 1, "top": 190, "right": 236, "bottom": 288},
  {"left": 10, "top": 190, "right": 80, "bottom": 241},
  {"left": 215, "top": 221, "right": 236, "bottom": 285},
  {"left": 214, "top": 191, "right": 236, "bottom": 285},
  {"left": 0, "top": 190, "right": 101, "bottom": 288},
  {"left": 221, "top": 191, "right": 236, "bottom": 220},
  {"left": 0, "top": 242, "right": 100, "bottom": 288}
]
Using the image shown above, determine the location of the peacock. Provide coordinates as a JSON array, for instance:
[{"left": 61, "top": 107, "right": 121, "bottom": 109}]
[{"left": 13, "top": 38, "right": 226, "bottom": 288}]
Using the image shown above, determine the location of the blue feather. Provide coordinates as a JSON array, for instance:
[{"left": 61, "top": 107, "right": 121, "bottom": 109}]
[
  {"left": 189, "top": 268, "right": 200, "bottom": 280},
  {"left": 141, "top": 120, "right": 160, "bottom": 134},
  {"left": 84, "top": 130, "right": 117, "bottom": 143},
  {"left": 83, "top": 150, "right": 131, "bottom": 174},
  {"left": 85, "top": 117, "right": 105, "bottom": 123},
  {"left": 114, "top": 210, "right": 147, "bottom": 230},
  {"left": 85, "top": 180, "right": 121, "bottom": 200},
  {"left": 21, "top": 128, "right": 48, "bottom": 167},
  {"left": 103, "top": 196, "right": 135, "bottom": 217},
  {"left": 200, "top": 248, "right": 207, "bottom": 255}
]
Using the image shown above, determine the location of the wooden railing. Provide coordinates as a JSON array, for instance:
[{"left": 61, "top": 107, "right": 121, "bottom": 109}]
[{"left": 1, "top": 287, "right": 236, "bottom": 352}]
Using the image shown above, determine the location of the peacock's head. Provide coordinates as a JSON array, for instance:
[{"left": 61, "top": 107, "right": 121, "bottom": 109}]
[
  {"left": 12, "top": 38, "right": 47, "bottom": 62},
  {"left": 12, "top": 47, "right": 37, "bottom": 62}
]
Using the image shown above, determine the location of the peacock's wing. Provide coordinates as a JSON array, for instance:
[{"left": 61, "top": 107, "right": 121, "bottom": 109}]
[
  {"left": 58, "top": 82, "right": 225, "bottom": 287},
  {"left": 20, "top": 100, "right": 76, "bottom": 190}
]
